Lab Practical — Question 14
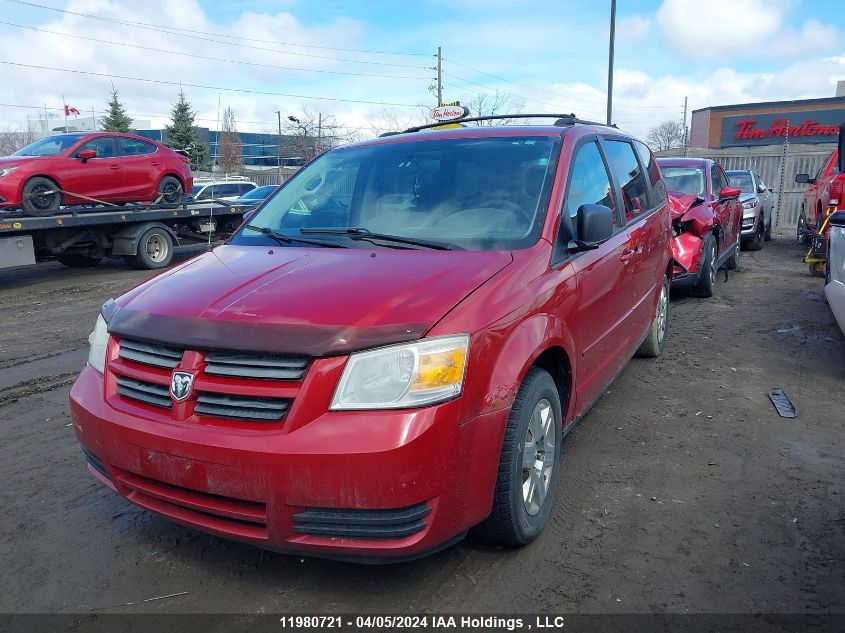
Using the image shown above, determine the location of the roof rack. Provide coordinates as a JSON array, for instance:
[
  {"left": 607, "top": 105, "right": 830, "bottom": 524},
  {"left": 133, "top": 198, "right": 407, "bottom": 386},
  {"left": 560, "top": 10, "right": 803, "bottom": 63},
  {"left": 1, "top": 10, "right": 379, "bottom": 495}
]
[
  {"left": 193, "top": 175, "right": 255, "bottom": 183},
  {"left": 400, "top": 113, "right": 615, "bottom": 134}
]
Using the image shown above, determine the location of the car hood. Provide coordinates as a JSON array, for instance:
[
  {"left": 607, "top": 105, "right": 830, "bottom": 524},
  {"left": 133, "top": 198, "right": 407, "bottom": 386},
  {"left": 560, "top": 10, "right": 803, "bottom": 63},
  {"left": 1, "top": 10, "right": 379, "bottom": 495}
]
[
  {"left": 109, "top": 245, "right": 513, "bottom": 357},
  {"left": 0, "top": 155, "right": 29, "bottom": 166},
  {"left": 739, "top": 194, "right": 758, "bottom": 204},
  {"left": 668, "top": 192, "right": 704, "bottom": 221}
]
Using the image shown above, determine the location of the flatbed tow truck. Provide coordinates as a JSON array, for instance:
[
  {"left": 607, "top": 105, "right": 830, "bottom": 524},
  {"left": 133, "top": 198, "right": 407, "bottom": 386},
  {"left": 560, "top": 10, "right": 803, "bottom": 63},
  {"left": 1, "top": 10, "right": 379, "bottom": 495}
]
[{"left": 0, "top": 198, "right": 255, "bottom": 271}]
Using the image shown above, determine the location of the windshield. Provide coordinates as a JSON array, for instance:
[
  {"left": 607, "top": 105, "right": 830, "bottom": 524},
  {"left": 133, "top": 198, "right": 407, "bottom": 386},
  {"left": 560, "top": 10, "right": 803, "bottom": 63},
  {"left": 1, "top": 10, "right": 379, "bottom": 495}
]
[
  {"left": 727, "top": 172, "right": 754, "bottom": 194},
  {"left": 240, "top": 185, "right": 276, "bottom": 199},
  {"left": 12, "top": 134, "right": 86, "bottom": 157},
  {"left": 660, "top": 166, "right": 705, "bottom": 196},
  {"left": 232, "top": 135, "right": 560, "bottom": 251}
]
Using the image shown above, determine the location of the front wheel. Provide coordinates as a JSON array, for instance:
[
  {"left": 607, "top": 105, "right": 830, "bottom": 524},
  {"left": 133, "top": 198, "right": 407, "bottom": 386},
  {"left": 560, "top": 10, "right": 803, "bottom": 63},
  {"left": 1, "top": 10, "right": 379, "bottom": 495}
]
[
  {"left": 125, "top": 227, "right": 174, "bottom": 270},
  {"left": 798, "top": 212, "right": 811, "bottom": 246},
  {"left": 474, "top": 367, "right": 562, "bottom": 546},
  {"left": 693, "top": 234, "right": 717, "bottom": 298},
  {"left": 746, "top": 216, "right": 764, "bottom": 251},
  {"left": 764, "top": 214, "right": 773, "bottom": 241},
  {"left": 725, "top": 232, "right": 740, "bottom": 270},
  {"left": 808, "top": 261, "right": 825, "bottom": 278},
  {"left": 21, "top": 177, "right": 62, "bottom": 217},
  {"left": 637, "top": 277, "right": 670, "bottom": 357}
]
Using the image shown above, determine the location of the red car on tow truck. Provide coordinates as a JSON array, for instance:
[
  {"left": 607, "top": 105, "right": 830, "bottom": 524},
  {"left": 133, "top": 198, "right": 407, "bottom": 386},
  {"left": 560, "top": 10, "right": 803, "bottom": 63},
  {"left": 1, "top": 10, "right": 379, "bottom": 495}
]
[
  {"left": 796, "top": 148, "right": 844, "bottom": 244},
  {"left": 656, "top": 158, "right": 743, "bottom": 297},
  {"left": 70, "top": 115, "right": 672, "bottom": 562}
]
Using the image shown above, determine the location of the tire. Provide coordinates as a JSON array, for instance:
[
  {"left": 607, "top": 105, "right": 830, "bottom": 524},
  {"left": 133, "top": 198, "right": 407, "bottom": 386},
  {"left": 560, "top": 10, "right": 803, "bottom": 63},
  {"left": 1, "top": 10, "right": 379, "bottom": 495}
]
[
  {"left": 637, "top": 277, "right": 670, "bottom": 358},
  {"left": 56, "top": 254, "right": 101, "bottom": 268},
  {"left": 157, "top": 175, "right": 183, "bottom": 205},
  {"left": 126, "top": 227, "right": 174, "bottom": 270},
  {"left": 474, "top": 367, "right": 562, "bottom": 546},
  {"left": 746, "top": 216, "right": 764, "bottom": 251},
  {"left": 725, "top": 232, "right": 740, "bottom": 270},
  {"left": 808, "top": 261, "right": 825, "bottom": 278},
  {"left": 20, "top": 177, "right": 62, "bottom": 217},
  {"left": 764, "top": 213, "right": 773, "bottom": 241},
  {"left": 798, "top": 211, "right": 811, "bottom": 246},
  {"left": 693, "top": 233, "right": 717, "bottom": 298}
]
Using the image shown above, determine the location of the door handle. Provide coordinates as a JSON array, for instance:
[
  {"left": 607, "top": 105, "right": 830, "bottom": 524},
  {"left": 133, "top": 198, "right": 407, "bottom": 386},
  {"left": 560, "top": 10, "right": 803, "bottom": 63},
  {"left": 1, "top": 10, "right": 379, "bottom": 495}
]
[
  {"left": 109, "top": 165, "right": 120, "bottom": 170},
  {"left": 620, "top": 249, "right": 636, "bottom": 265}
]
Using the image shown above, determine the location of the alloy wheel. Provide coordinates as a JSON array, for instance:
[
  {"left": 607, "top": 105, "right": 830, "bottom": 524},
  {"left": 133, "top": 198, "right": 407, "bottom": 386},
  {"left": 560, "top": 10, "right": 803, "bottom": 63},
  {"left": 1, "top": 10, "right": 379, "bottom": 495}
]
[
  {"left": 656, "top": 284, "right": 668, "bottom": 344},
  {"left": 522, "top": 399, "right": 556, "bottom": 516}
]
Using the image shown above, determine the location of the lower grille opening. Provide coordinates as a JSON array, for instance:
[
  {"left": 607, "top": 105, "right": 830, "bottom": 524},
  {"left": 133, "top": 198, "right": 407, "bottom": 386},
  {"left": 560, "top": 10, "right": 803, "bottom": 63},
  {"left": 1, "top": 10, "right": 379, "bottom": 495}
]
[
  {"left": 81, "top": 447, "right": 110, "bottom": 480},
  {"left": 293, "top": 502, "right": 431, "bottom": 539},
  {"left": 115, "top": 469, "right": 268, "bottom": 540},
  {"left": 195, "top": 392, "right": 290, "bottom": 421},
  {"left": 116, "top": 376, "right": 172, "bottom": 409}
]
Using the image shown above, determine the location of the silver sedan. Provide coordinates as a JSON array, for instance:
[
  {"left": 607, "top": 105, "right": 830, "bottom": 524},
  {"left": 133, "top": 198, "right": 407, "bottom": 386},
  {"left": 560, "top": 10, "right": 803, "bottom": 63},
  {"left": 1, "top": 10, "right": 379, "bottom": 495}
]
[{"left": 727, "top": 169, "right": 775, "bottom": 251}]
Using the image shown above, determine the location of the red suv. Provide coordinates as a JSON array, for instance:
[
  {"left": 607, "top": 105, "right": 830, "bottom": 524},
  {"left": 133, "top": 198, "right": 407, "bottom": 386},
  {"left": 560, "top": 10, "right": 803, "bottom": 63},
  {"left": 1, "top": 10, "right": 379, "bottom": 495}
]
[
  {"left": 796, "top": 148, "right": 844, "bottom": 243},
  {"left": 70, "top": 116, "right": 672, "bottom": 561},
  {"left": 0, "top": 132, "right": 192, "bottom": 216},
  {"left": 656, "top": 158, "right": 742, "bottom": 297}
]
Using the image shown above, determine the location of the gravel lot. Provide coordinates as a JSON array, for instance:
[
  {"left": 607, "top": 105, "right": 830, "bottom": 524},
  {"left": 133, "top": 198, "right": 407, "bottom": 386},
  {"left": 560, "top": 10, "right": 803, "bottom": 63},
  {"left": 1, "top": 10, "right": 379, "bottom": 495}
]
[{"left": 1, "top": 237, "right": 843, "bottom": 619}]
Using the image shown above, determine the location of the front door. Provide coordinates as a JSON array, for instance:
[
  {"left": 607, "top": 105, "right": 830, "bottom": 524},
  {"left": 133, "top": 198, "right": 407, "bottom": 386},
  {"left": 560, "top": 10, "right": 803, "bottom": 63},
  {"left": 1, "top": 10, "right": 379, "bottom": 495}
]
[
  {"left": 710, "top": 163, "right": 739, "bottom": 258},
  {"left": 64, "top": 136, "right": 123, "bottom": 203}
]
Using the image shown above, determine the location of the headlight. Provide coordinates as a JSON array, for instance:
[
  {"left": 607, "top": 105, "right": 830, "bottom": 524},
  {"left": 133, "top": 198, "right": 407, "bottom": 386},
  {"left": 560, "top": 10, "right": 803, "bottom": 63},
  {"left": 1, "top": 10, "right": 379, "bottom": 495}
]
[
  {"left": 742, "top": 200, "right": 757, "bottom": 209},
  {"left": 330, "top": 335, "right": 469, "bottom": 410},
  {"left": 87, "top": 314, "right": 109, "bottom": 373},
  {"left": 0, "top": 166, "right": 18, "bottom": 177}
]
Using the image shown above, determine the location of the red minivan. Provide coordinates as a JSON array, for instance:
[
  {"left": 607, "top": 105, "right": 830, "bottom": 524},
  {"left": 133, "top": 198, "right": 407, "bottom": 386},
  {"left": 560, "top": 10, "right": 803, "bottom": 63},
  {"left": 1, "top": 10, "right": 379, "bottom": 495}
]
[{"left": 70, "top": 116, "right": 672, "bottom": 562}]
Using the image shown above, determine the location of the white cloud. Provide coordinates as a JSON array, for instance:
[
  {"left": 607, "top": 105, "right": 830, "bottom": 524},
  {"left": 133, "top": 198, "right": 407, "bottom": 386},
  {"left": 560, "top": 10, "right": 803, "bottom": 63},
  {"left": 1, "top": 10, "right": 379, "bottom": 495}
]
[{"left": 655, "top": 0, "right": 837, "bottom": 60}]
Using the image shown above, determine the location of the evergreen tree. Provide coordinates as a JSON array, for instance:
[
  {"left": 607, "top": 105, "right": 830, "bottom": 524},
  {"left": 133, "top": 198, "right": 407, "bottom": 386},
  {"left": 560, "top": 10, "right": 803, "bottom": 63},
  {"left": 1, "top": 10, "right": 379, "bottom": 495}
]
[
  {"left": 217, "top": 107, "right": 243, "bottom": 174},
  {"left": 100, "top": 86, "right": 133, "bottom": 132},
  {"left": 164, "top": 90, "right": 208, "bottom": 170}
]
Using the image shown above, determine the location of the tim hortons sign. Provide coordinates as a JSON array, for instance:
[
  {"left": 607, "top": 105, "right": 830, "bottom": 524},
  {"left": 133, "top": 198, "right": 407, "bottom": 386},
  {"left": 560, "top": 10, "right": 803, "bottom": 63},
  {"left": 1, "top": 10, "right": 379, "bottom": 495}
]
[{"left": 720, "top": 109, "right": 845, "bottom": 147}]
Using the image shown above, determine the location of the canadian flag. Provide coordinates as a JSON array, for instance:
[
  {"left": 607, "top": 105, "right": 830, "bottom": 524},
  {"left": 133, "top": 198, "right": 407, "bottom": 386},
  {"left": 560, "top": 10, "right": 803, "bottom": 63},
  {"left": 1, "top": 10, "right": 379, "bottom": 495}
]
[{"left": 64, "top": 104, "right": 80, "bottom": 116}]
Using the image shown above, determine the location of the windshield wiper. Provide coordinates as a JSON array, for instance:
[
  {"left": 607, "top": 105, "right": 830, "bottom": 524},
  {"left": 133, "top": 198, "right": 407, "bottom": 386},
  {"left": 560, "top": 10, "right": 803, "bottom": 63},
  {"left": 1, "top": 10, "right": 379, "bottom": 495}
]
[
  {"left": 299, "top": 227, "right": 459, "bottom": 250},
  {"left": 244, "top": 225, "right": 347, "bottom": 248}
]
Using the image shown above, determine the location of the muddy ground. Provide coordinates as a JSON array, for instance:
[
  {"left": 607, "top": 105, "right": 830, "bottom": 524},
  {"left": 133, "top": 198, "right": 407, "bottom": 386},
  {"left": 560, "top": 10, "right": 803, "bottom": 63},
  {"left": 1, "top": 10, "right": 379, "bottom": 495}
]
[{"left": 0, "top": 236, "right": 843, "bottom": 619}]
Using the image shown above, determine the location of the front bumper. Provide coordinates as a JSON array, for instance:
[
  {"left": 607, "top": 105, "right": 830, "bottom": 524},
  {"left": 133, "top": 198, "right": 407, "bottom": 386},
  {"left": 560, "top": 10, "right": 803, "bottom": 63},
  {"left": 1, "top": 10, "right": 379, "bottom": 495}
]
[
  {"left": 670, "top": 232, "right": 704, "bottom": 288},
  {"left": 69, "top": 365, "right": 509, "bottom": 562},
  {"left": 740, "top": 211, "right": 760, "bottom": 237}
]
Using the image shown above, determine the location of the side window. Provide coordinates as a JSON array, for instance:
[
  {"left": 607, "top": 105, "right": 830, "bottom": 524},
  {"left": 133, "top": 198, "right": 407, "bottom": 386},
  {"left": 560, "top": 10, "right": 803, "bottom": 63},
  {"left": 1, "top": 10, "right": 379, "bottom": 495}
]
[
  {"left": 602, "top": 139, "right": 650, "bottom": 223},
  {"left": 197, "top": 185, "right": 214, "bottom": 200},
  {"left": 219, "top": 184, "right": 241, "bottom": 197},
  {"left": 238, "top": 183, "right": 254, "bottom": 195},
  {"left": 710, "top": 166, "right": 721, "bottom": 196},
  {"left": 76, "top": 137, "right": 116, "bottom": 159},
  {"left": 633, "top": 140, "right": 666, "bottom": 205},
  {"left": 120, "top": 137, "right": 157, "bottom": 156},
  {"left": 755, "top": 173, "right": 767, "bottom": 190},
  {"left": 564, "top": 141, "right": 618, "bottom": 238}
]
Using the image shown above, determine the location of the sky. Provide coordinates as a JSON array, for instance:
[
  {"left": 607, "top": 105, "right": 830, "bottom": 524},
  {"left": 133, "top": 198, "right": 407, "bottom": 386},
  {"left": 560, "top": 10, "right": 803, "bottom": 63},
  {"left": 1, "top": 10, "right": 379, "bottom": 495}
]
[{"left": 0, "top": 0, "right": 844, "bottom": 140}]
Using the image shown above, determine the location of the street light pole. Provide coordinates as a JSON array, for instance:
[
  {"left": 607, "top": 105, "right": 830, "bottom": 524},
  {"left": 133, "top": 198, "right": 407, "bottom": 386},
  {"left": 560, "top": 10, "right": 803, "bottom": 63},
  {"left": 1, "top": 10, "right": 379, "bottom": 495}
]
[
  {"left": 606, "top": 0, "right": 616, "bottom": 126},
  {"left": 275, "top": 110, "right": 282, "bottom": 182}
]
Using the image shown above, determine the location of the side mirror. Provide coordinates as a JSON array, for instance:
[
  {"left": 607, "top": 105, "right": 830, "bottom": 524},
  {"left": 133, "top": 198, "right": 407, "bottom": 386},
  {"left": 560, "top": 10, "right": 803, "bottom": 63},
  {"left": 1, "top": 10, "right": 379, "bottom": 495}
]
[
  {"left": 795, "top": 173, "right": 812, "bottom": 184},
  {"left": 719, "top": 186, "right": 741, "bottom": 201},
  {"left": 570, "top": 204, "right": 613, "bottom": 249},
  {"left": 757, "top": 183, "right": 766, "bottom": 193},
  {"left": 78, "top": 149, "right": 97, "bottom": 162}
]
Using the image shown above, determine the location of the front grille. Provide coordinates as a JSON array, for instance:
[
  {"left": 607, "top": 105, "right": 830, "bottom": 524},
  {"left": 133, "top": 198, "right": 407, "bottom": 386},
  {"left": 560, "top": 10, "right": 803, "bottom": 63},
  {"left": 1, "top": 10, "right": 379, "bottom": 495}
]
[
  {"left": 81, "top": 447, "right": 110, "bottom": 480},
  {"left": 115, "top": 469, "right": 268, "bottom": 540},
  {"left": 116, "top": 376, "right": 172, "bottom": 409},
  {"left": 195, "top": 392, "right": 290, "bottom": 421},
  {"left": 292, "top": 502, "right": 431, "bottom": 539},
  {"left": 118, "top": 338, "right": 183, "bottom": 369},
  {"left": 204, "top": 351, "right": 309, "bottom": 381}
]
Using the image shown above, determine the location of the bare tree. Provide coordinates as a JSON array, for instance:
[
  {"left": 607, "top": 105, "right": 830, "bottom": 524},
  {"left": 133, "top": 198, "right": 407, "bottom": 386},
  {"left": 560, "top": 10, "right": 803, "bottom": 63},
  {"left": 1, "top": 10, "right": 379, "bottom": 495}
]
[
  {"left": 283, "top": 107, "right": 357, "bottom": 162},
  {"left": 217, "top": 107, "right": 243, "bottom": 174},
  {"left": 367, "top": 106, "right": 430, "bottom": 138},
  {"left": 646, "top": 120, "right": 686, "bottom": 152},
  {"left": 0, "top": 125, "right": 35, "bottom": 155},
  {"left": 465, "top": 91, "right": 525, "bottom": 125}
]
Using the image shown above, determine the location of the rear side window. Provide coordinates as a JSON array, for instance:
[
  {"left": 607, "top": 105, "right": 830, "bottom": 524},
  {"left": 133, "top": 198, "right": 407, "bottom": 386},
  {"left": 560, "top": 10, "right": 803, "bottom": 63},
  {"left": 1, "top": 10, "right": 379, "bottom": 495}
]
[
  {"left": 218, "top": 184, "right": 241, "bottom": 197},
  {"left": 238, "top": 183, "right": 256, "bottom": 194},
  {"left": 633, "top": 140, "right": 666, "bottom": 205},
  {"left": 120, "top": 138, "right": 157, "bottom": 156},
  {"left": 564, "top": 141, "right": 618, "bottom": 237},
  {"left": 602, "top": 140, "right": 649, "bottom": 223}
]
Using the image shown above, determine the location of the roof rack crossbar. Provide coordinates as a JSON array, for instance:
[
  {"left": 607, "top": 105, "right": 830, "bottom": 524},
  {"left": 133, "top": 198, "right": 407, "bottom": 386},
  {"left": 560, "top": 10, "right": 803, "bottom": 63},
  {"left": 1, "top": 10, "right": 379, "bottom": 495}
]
[{"left": 401, "top": 113, "right": 614, "bottom": 134}]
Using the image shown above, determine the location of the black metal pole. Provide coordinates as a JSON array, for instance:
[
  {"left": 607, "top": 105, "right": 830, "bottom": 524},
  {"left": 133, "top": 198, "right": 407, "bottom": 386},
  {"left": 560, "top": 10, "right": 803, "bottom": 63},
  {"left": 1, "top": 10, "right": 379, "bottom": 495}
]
[{"left": 607, "top": 0, "right": 616, "bottom": 126}]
